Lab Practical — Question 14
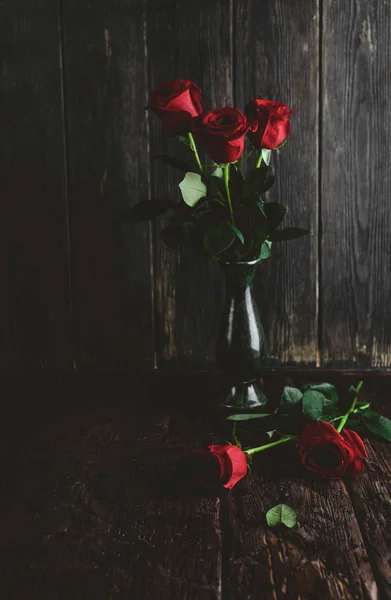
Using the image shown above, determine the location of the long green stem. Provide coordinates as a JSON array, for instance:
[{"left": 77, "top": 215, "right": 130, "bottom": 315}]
[
  {"left": 224, "top": 164, "right": 235, "bottom": 224},
  {"left": 187, "top": 132, "right": 204, "bottom": 174},
  {"left": 245, "top": 434, "right": 297, "bottom": 457},
  {"left": 336, "top": 380, "right": 364, "bottom": 433},
  {"left": 255, "top": 152, "right": 263, "bottom": 168}
]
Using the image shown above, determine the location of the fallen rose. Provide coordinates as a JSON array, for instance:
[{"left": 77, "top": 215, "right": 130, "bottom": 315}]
[
  {"left": 147, "top": 79, "right": 203, "bottom": 136},
  {"left": 297, "top": 420, "right": 368, "bottom": 479},
  {"left": 192, "top": 107, "right": 250, "bottom": 163},
  {"left": 245, "top": 98, "right": 293, "bottom": 150},
  {"left": 192, "top": 443, "right": 248, "bottom": 490}
]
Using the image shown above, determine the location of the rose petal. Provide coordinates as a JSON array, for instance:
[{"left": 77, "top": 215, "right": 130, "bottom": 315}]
[{"left": 341, "top": 429, "right": 368, "bottom": 458}]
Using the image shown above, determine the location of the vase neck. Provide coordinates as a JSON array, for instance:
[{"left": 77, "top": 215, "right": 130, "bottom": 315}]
[{"left": 218, "top": 261, "right": 261, "bottom": 289}]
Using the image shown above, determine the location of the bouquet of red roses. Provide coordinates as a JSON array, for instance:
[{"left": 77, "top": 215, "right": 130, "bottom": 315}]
[{"left": 127, "top": 79, "right": 311, "bottom": 261}]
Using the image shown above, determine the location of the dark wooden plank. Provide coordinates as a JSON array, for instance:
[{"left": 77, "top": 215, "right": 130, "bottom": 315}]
[
  {"left": 225, "top": 446, "right": 378, "bottom": 600},
  {"left": 0, "top": 1, "right": 72, "bottom": 368},
  {"left": 321, "top": 1, "right": 391, "bottom": 367},
  {"left": 148, "top": 0, "right": 231, "bottom": 368},
  {"left": 347, "top": 440, "right": 391, "bottom": 598},
  {"left": 0, "top": 381, "right": 222, "bottom": 599},
  {"left": 108, "top": 408, "right": 222, "bottom": 599},
  {"left": 234, "top": 0, "right": 319, "bottom": 365},
  {"left": 61, "top": 0, "right": 154, "bottom": 369}
]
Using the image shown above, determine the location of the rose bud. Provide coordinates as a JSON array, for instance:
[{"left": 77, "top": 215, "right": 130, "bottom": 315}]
[
  {"left": 297, "top": 421, "right": 368, "bottom": 479},
  {"left": 244, "top": 98, "right": 294, "bottom": 150},
  {"left": 187, "top": 443, "right": 248, "bottom": 491},
  {"left": 192, "top": 107, "right": 250, "bottom": 163},
  {"left": 147, "top": 79, "right": 203, "bottom": 136}
]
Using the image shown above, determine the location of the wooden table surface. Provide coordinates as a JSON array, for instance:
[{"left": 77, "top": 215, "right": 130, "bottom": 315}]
[{"left": 0, "top": 372, "right": 390, "bottom": 600}]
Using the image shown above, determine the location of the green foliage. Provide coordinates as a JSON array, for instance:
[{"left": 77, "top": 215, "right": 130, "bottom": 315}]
[
  {"left": 122, "top": 199, "right": 177, "bottom": 221},
  {"left": 361, "top": 410, "right": 391, "bottom": 441},
  {"left": 204, "top": 221, "right": 236, "bottom": 257},
  {"left": 261, "top": 148, "right": 271, "bottom": 166},
  {"left": 270, "top": 227, "right": 312, "bottom": 242},
  {"left": 304, "top": 383, "right": 338, "bottom": 403},
  {"left": 260, "top": 239, "right": 272, "bottom": 259},
  {"left": 226, "top": 413, "right": 271, "bottom": 421},
  {"left": 243, "top": 163, "right": 271, "bottom": 198},
  {"left": 263, "top": 202, "right": 288, "bottom": 231},
  {"left": 227, "top": 221, "right": 245, "bottom": 244},
  {"left": 280, "top": 386, "right": 303, "bottom": 406},
  {"left": 179, "top": 172, "right": 207, "bottom": 207},
  {"left": 302, "top": 390, "right": 324, "bottom": 420},
  {"left": 266, "top": 504, "right": 297, "bottom": 528}
]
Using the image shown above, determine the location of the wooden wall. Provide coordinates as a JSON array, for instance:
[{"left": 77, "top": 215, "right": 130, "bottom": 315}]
[{"left": 1, "top": 0, "right": 390, "bottom": 371}]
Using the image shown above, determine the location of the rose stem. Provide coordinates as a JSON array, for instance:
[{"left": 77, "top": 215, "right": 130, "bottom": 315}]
[
  {"left": 187, "top": 132, "right": 204, "bottom": 174},
  {"left": 336, "top": 380, "right": 364, "bottom": 433},
  {"left": 223, "top": 164, "right": 235, "bottom": 224},
  {"left": 255, "top": 152, "right": 263, "bottom": 168},
  {"left": 245, "top": 434, "right": 297, "bottom": 458}
]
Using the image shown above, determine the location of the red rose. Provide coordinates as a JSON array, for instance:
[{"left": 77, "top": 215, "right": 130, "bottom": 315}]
[
  {"left": 147, "top": 79, "right": 203, "bottom": 136},
  {"left": 245, "top": 98, "right": 293, "bottom": 149},
  {"left": 298, "top": 421, "right": 368, "bottom": 479},
  {"left": 193, "top": 443, "right": 248, "bottom": 490},
  {"left": 192, "top": 107, "right": 250, "bottom": 163}
]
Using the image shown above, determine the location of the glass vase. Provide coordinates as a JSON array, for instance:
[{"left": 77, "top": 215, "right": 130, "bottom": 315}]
[{"left": 216, "top": 258, "right": 268, "bottom": 409}]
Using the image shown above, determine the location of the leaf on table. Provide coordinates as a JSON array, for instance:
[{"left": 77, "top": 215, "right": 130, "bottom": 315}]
[
  {"left": 280, "top": 386, "right": 303, "bottom": 406},
  {"left": 266, "top": 504, "right": 297, "bottom": 528},
  {"left": 302, "top": 390, "right": 324, "bottom": 420}
]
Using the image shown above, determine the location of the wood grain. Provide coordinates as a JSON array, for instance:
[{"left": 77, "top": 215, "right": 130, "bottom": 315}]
[
  {"left": 321, "top": 0, "right": 391, "bottom": 367},
  {"left": 147, "top": 0, "right": 231, "bottom": 368},
  {"left": 224, "top": 446, "right": 377, "bottom": 600},
  {"left": 61, "top": 0, "right": 154, "bottom": 369},
  {"left": 234, "top": 0, "right": 319, "bottom": 366},
  {"left": 347, "top": 440, "right": 391, "bottom": 598},
  {"left": 0, "top": 1, "right": 72, "bottom": 368}
]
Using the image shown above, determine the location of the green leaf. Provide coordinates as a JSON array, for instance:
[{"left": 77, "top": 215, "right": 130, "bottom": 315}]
[
  {"left": 177, "top": 135, "right": 191, "bottom": 146},
  {"left": 281, "top": 387, "right": 303, "bottom": 406},
  {"left": 227, "top": 222, "right": 245, "bottom": 244},
  {"left": 263, "top": 202, "right": 288, "bottom": 232},
  {"left": 208, "top": 174, "right": 226, "bottom": 201},
  {"left": 262, "top": 175, "right": 275, "bottom": 193},
  {"left": 260, "top": 239, "right": 272, "bottom": 259},
  {"left": 226, "top": 413, "right": 271, "bottom": 421},
  {"left": 211, "top": 167, "right": 224, "bottom": 178},
  {"left": 153, "top": 154, "right": 193, "bottom": 173},
  {"left": 204, "top": 221, "right": 236, "bottom": 257},
  {"left": 243, "top": 164, "right": 269, "bottom": 198},
  {"left": 362, "top": 410, "right": 391, "bottom": 441},
  {"left": 179, "top": 172, "right": 207, "bottom": 207},
  {"left": 266, "top": 504, "right": 297, "bottom": 528},
  {"left": 261, "top": 148, "right": 271, "bottom": 166},
  {"left": 122, "top": 199, "right": 178, "bottom": 221},
  {"left": 269, "top": 227, "right": 312, "bottom": 242},
  {"left": 302, "top": 390, "right": 324, "bottom": 420},
  {"left": 306, "top": 383, "right": 338, "bottom": 403}
]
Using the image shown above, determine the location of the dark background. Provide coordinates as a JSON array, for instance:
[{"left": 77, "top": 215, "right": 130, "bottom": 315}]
[{"left": 1, "top": 0, "right": 390, "bottom": 372}]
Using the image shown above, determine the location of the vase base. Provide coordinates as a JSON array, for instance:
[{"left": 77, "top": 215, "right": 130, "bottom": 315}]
[{"left": 221, "top": 381, "right": 268, "bottom": 409}]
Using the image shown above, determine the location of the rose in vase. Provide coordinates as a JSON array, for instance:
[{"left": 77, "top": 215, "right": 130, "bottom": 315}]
[{"left": 126, "top": 78, "right": 311, "bottom": 263}]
